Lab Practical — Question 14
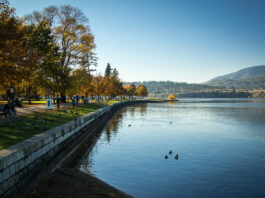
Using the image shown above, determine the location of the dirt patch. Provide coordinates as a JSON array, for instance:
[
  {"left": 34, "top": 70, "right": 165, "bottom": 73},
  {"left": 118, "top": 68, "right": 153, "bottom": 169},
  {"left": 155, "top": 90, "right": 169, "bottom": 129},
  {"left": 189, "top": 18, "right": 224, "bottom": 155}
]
[{"left": 21, "top": 168, "right": 133, "bottom": 198}]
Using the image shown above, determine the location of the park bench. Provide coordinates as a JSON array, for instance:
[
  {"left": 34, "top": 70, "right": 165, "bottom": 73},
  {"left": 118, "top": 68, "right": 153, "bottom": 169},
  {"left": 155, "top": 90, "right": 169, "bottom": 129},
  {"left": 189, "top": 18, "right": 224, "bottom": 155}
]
[{"left": 0, "top": 104, "right": 8, "bottom": 118}]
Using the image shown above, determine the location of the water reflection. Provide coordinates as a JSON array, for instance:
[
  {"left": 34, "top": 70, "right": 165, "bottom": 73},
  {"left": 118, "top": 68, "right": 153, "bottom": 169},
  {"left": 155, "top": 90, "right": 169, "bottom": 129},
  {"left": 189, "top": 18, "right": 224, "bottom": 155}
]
[
  {"left": 104, "top": 111, "right": 123, "bottom": 142},
  {"left": 104, "top": 103, "right": 148, "bottom": 142},
  {"left": 79, "top": 99, "right": 265, "bottom": 198}
]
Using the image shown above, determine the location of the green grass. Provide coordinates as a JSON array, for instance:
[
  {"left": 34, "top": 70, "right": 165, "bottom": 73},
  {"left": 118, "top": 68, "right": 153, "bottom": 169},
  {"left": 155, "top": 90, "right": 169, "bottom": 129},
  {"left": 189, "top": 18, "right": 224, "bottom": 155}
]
[
  {"left": 101, "top": 100, "right": 120, "bottom": 105},
  {"left": 0, "top": 104, "right": 101, "bottom": 150},
  {"left": 1, "top": 100, "right": 46, "bottom": 104},
  {"left": 22, "top": 100, "right": 47, "bottom": 104},
  {"left": 1, "top": 100, "right": 47, "bottom": 105}
]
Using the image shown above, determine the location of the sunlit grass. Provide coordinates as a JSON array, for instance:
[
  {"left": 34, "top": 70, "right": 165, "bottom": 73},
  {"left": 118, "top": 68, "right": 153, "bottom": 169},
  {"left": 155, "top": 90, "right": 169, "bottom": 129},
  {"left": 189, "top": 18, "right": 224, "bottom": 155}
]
[
  {"left": 0, "top": 100, "right": 47, "bottom": 105},
  {"left": 22, "top": 100, "right": 47, "bottom": 104},
  {"left": 0, "top": 99, "right": 132, "bottom": 150},
  {"left": 0, "top": 104, "right": 101, "bottom": 150},
  {"left": 101, "top": 100, "right": 120, "bottom": 105}
]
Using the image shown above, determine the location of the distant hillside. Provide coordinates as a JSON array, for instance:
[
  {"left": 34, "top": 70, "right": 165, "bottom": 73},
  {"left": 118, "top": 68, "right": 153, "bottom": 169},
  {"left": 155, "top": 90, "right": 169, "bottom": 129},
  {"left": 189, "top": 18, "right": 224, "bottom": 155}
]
[
  {"left": 125, "top": 80, "right": 265, "bottom": 98},
  {"left": 205, "top": 65, "right": 265, "bottom": 89},
  {"left": 125, "top": 81, "right": 221, "bottom": 97}
]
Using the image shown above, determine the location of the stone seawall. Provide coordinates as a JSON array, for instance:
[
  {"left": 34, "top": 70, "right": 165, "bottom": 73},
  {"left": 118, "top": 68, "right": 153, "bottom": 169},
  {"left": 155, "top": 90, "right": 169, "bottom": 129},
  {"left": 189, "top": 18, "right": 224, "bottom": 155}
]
[{"left": 0, "top": 100, "right": 151, "bottom": 198}]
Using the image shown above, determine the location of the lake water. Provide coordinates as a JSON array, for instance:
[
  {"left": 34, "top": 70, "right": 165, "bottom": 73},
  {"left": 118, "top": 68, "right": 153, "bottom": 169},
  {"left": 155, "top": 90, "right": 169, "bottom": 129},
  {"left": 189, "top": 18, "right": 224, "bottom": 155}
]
[{"left": 79, "top": 99, "right": 265, "bottom": 198}]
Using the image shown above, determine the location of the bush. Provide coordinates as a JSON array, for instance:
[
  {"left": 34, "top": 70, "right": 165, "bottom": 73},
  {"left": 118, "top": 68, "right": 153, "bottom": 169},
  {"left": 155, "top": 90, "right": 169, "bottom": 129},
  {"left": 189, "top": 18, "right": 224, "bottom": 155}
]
[{"left": 168, "top": 94, "right": 176, "bottom": 100}]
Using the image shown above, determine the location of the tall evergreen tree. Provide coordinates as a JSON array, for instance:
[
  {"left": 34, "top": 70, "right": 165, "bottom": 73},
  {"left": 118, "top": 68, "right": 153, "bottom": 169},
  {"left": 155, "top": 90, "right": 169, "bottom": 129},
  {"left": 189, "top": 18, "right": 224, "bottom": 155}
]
[
  {"left": 112, "top": 68, "right": 119, "bottom": 77},
  {"left": 104, "top": 63, "right": 112, "bottom": 78}
]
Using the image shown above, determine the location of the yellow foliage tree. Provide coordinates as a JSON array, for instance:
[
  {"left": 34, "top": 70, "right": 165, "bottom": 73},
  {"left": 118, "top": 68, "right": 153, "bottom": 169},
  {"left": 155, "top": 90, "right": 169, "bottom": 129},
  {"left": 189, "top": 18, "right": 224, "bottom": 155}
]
[
  {"left": 105, "top": 76, "right": 124, "bottom": 99},
  {"left": 135, "top": 85, "right": 148, "bottom": 97},
  {"left": 124, "top": 84, "right": 136, "bottom": 98},
  {"left": 25, "top": 5, "right": 97, "bottom": 100},
  {"left": 0, "top": 1, "right": 29, "bottom": 94},
  {"left": 92, "top": 74, "right": 107, "bottom": 100},
  {"left": 168, "top": 93, "right": 176, "bottom": 100},
  {"left": 67, "top": 68, "right": 93, "bottom": 98}
]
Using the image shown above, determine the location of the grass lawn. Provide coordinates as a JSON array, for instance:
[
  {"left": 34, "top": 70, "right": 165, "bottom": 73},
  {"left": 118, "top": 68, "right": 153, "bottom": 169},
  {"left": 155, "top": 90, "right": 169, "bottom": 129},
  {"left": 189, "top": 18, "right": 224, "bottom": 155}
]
[
  {"left": 22, "top": 100, "right": 47, "bottom": 104},
  {"left": 101, "top": 100, "right": 120, "bottom": 105},
  {"left": 0, "top": 104, "right": 102, "bottom": 150}
]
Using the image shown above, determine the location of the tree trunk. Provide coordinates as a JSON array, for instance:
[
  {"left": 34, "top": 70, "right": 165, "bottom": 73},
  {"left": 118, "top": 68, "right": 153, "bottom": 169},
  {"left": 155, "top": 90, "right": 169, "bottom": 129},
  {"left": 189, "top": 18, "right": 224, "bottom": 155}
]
[
  {"left": 61, "top": 89, "right": 66, "bottom": 103},
  {"left": 84, "top": 92, "right": 89, "bottom": 104},
  {"left": 28, "top": 85, "right": 32, "bottom": 104},
  {"left": 53, "top": 91, "right": 56, "bottom": 103}
]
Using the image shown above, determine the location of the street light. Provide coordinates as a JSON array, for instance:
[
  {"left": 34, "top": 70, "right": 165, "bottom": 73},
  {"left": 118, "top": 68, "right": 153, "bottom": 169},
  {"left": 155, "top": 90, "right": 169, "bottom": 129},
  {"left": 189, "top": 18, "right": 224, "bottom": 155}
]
[{"left": 10, "top": 86, "right": 15, "bottom": 100}]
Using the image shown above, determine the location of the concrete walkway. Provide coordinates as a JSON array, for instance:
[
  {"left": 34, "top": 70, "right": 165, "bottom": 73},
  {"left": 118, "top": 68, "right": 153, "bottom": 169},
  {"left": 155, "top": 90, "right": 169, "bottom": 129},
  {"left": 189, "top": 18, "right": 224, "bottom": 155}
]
[{"left": 0, "top": 103, "right": 73, "bottom": 121}]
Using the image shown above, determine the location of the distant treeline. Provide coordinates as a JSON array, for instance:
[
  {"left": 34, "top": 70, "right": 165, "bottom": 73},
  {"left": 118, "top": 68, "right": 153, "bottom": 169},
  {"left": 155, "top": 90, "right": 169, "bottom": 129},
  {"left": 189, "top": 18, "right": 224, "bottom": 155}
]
[
  {"left": 126, "top": 81, "right": 221, "bottom": 95},
  {"left": 178, "top": 91, "right": 251, "bottom": 98},
  {"left": 126, "top": 81, "right": 265, "bottom": 98},
  {"left": 179, "top": 90, "right": 265, "bottom": 98}
]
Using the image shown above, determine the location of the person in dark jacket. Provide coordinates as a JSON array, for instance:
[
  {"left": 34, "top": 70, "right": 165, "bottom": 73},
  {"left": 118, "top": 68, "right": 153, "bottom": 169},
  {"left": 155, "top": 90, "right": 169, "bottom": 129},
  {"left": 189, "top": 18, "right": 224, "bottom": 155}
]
[
  {"left": 56, "top": 95, "right": 60, "bottom": 109},
  {"left": 14, "top": 97, "right": 23, "bottom": 107},
  {"left": 76, "top": 95, "right": 79, "bottom": 104},
  {"left": 72, "top": 97, "right": 76, "bottom": 109},
  {"left": 5, "top": 99, "right": 16, "bottom": 120},
  {"left": 11, "top": 99, "right": 16, "bottom": 119}
]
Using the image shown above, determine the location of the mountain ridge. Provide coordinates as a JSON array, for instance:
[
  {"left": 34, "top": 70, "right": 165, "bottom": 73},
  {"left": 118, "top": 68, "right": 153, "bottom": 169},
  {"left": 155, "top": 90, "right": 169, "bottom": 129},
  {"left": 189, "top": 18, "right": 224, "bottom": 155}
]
[{"left": 205, "top": 65, "right": 265, "bottom": 89}]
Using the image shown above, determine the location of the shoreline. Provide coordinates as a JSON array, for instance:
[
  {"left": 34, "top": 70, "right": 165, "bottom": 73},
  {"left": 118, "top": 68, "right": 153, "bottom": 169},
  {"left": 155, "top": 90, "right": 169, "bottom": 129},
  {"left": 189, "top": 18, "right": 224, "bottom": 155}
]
[
  {"left": 22, "top": 100, "right": 176, "bottom": 198},
  {"left": 1, "top": 100, "right": 174, "bottom": 197},
  {"left": 22, "top": 168, "right": 132, "bottom": 198}
]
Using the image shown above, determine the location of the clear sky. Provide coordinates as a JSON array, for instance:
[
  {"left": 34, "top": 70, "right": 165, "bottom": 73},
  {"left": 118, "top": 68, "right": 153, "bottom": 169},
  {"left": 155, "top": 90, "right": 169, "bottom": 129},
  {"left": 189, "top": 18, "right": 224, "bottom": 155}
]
[{"left": 9, "top": 0, "right": 265, "bottom": 83}]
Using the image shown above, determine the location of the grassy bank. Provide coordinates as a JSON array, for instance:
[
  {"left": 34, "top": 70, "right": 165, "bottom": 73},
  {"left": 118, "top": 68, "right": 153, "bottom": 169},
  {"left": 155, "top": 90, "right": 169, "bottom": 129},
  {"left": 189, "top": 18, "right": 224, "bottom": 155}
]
[{"left": 0, "top": 104, "right": 101, "bottom": 150}]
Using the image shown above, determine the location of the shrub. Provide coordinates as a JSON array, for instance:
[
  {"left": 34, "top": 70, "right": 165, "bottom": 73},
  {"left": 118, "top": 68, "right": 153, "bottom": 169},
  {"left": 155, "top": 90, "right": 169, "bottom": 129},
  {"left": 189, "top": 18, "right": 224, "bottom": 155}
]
[{"left": 168, "top": 94, "right": 176, "bottom": 100}]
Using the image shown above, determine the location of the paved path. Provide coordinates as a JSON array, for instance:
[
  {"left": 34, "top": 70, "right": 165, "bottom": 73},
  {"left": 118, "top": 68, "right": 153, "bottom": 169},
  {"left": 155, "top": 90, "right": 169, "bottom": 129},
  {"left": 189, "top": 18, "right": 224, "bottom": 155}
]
[{"left": 0, "top": 103, "right": 73, "bottom": 121}]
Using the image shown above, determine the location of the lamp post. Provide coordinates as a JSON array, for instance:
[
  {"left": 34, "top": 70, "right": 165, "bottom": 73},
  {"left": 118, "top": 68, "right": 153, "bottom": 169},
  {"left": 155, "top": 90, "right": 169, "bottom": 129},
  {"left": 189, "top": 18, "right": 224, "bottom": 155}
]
[{"left": 10, "top": 86, "right": 15, "bottom": 100}]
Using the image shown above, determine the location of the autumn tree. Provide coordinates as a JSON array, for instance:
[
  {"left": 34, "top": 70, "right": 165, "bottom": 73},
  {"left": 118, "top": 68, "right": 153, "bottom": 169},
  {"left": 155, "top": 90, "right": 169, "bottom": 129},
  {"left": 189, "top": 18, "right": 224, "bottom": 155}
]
[
  {"left": 25, "top": 5, "right": 96, "bottom": 101},
  {"left": 124, "top": 84, "right": 136, "bottom": 98},
  {"left": 92, "top": 74, "right": 107, "bottom": 100},
  {"left": 105, "top": 71, "right": 124, "bottom": 99},
  {"left": 0, "top": 0, "right": 29, "bottom": 96},
  {"left": 68, "top": 68, "right": 93, "bottom": 99},
  {"left": 23, "top": 21, "right": 61, "bottom": 103},
  {"left": 168, "top": 93, "right": 176, "bottom": 100},
  {"left": 136, "top": 85, "right": 148, "bottom": 97},
  {"left": 0, "top": 2, "right": 130, "bottom": 103}
]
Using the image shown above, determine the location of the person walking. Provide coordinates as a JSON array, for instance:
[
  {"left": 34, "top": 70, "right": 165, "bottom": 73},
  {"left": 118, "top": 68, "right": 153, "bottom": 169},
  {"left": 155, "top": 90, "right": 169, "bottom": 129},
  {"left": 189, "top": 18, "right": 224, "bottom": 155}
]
[
  {"left": 76, "top": 95, "right": 79, "bottom": 104},
  {"left": 72, "top": 97, "right": 76, "bottom": 109},
  {"left": 56, "top": 95, "right": 60, "bottom": 109},
  {"left": 6, "top": 99, "right": 17, "bottom": 120}
]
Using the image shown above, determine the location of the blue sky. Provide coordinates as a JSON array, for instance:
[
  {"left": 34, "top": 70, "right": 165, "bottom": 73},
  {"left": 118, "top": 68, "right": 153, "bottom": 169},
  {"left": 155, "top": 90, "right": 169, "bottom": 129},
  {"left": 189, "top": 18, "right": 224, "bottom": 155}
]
[{"left": 9, "top": 0, "right": 265, "bottom": 83}]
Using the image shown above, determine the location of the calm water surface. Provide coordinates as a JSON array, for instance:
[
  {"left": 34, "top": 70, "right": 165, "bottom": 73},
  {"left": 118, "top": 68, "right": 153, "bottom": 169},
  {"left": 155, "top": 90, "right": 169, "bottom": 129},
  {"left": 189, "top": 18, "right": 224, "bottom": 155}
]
[{"left": 79, "top": 99, "right": 265, "bottom": 198}]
